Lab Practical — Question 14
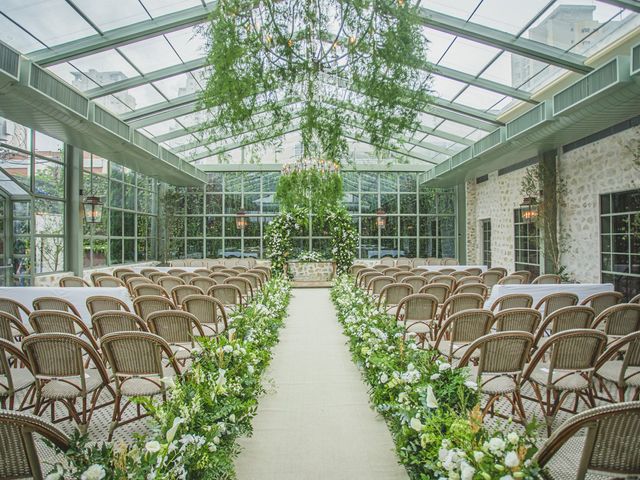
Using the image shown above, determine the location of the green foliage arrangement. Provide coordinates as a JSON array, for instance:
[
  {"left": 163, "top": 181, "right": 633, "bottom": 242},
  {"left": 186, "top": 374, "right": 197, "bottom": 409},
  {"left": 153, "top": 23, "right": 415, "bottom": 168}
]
[
  {"left": 46, "top": 277, "right": 291, "bottom": 480},
  {"left": 201, "top": 0, "right": 432, "bottom": 162},
  {"left": 275, "top": 168, "right": 343, "bottom": 215},
  {"left": 326, "top": 207, "right": 358, "bottom": 274},
  {"left": 331, "top": 276, "right": 541, "bottom": 480}
]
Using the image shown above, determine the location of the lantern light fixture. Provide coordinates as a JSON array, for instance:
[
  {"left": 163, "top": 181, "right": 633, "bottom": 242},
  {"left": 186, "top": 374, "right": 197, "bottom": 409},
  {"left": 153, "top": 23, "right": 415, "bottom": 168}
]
[
  {"left": 236, "top": 210, "right": 248, "bottom": 230},
  {"left": 376, "top": 208, "right": 387, "bottom": 229}
]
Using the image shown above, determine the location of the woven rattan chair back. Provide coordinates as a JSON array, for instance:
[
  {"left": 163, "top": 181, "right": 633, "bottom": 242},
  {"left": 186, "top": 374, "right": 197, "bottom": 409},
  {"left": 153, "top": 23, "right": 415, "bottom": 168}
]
[
  {"left": 545, "top": 329, "right": 606, "bottom": 373},
  {"left": 591, "top": 303, "right": 640, "bottom": 337},
  {"left": 379, "top": 258, "right": 395, "bottom": 267},
  {"left": 535, "top": 292, "right": 579, "bottom": 318},
  {"left": 210, "top": 264, "right": 227, "bottom": 272},
  {"left": 378, "top": 284, "right": 413, "bottom": 308},
  {"left": 418, "top": 283, "right": 451, "bottom": 304},
  {"left": 535, "top": 306, "right": 595, "bottom": 344},
  {"left": 95, "top": 276, "right": 126, "bottom": 288},
  {"left": 100, "top": 331, "right": 176, "bottom": 379},
  {"left": 28, "top": 310, "right": 98, "bottom": 350},
  {"left": 594, "top": 331, "right": 640, "bottom": 401},
  {"left": 147, "top": 310, "right": 204, "bottom": 344},
  {"left": 157, "top": 276, "right": 185, "bottom": 293},
  {"left": 120, "top": 272, "right": 144, "bottom": 284},
  {"left": 480, "top": 270, "right": 504, "bottom": 288},
  {"left": 397, "top": 294, "right": 438, "bottom": 323},
  {"left": 454, "top": 283, "right": 488, "bottom": 298},
  {"left": 191, "top": 276, "right": 217, "bottom": 292},
  {"left": 239, "top": 272, "right": 262, "bottom": 290},
  {"left": 412, "top": 258, "right": 427, "bottom": 267},
  {"left": 132, "top": 283, "right": 168, "bottom": 298},
  {"left": 208, "top": 285, "right": 243, "bottom": 307},
  {"left": 248, "top": 269, "right": 268, "bottom": 284},
  {"left": 401, "top": 275, "right": 428, "bottom": 293},
  {"left": 393, "top": 271, "right": 414, "bottom": 283},
  {"left": 497, "top": 274, "right": 525, "bottom": 285},
  {"left": 535, "top": 401, "right": 640, "bottom": 480},
  {"left": 532, "top": 274, "right": 561, "bottom": 284},
  {"left": 140, "top": 268, "right": 159, "bottom": 278},
  {"left": 460, "top": 331, "right": 534, "bottom": 374},
  {"left": 382, "top": 267, "right": 401, "bottom": 276},
  {"left": 90, "top": 272, "right": 110, "bottom": 286},
  {"left": 361, "top": 271, "right": 383, "bottom": 289},
  {"left": 234, "top": 265, "right": 249, "bottom": 273},
  {"left": 395, "top": 264, "right": 412, "bottom": 272},
  {"left": 112, "top": 268, "right": 134, "bottom": 279},
  {"left": 396, "top": 258, "right": 412, "bottom": 266},
  {"left": 148, "top": 272, "right": 169, "bottom": 283},
  {"left": 488, "top": 267, "right": 507, "bottom": 276},
  {"left": 182, "top": 295, "right": 228, "bottom": 334},
  {"left": 490, "top": 293, "right": 534, "bottom": 312},
  {"left": 464, "top": 267, "right": 483, "bottom": 276},
  {"left": 580, "top": 291, "right": 623, "bottom": 316},
  {"left": 178, "top": 272, "right": 199, "bottom": 284},
  {"left": 209, "top": 272, "right": 231, "bottom": 284},
  {"left": 456, "top": 275, "right": 482, "bottom": 286},
  {"left": 167, "top": 268, "right": 186, "bottom": 276},
  {"left": 0, "top": 410, "right": 70, "bottom": 480},
  {"left": 87, "top": 296, "right": 131, "bottom": 316},
  {"left": 450, "top": 271, "right": 470, "bottom": 282},
  {"left": 512, "top": 270, "right": 532, "bottom": 284},
  {"left": 435, "top": 309, "right": 494, "bottom": 346},
  {"left": 440, "top": 293, "right": 485, "bottom": 319},
  {"left": 225, "top": 277, "right": 253, "bottom": 298},
  {"left": 133, "top": 295, "right": 175, "bottom": 321},
  {"left": 253, "top": 266, "right": 271, "bottom": 279},
  {"left": 127, "top": 277, "right": 153, "bottom": 290},
  {"left": 0, "top": 311, "right": 29, "bottom": 343},
  {"left": 430, "top": 275, "right": 456, "bottom": 290},
  {"left": 368, "top": 276, "right": 394, "bottom": 295},
  {"left": 443, "top": 258, "right": 458, "bottom": 266},
  {"left": 59, "top": 276, "right": 89, "bottom": 287},
  {"left": 438, "top": 268, "right": 456, "bottom": 275},
  {"left": 32, "top": 297, "right": 81, "bottom": 318},
  {"left": 419, "top": 271, "right": 440, "bottom": 282},
  {"left": 221, "top": 268, "right": 240, "bottom": 276},
  {"left": 349, "top": 265, "right": 366, "bottom": 276},
  {"left": 171, "top": 285, "right": 204, "bottom": 307},
  {"left": 372, "top": 264, "right": 387, "bottom": 272},
  {"left": 493, "top": 308, "right": 542, "bottom": 334},
  {"left": 193, "top": 268, "right": 212, "bottom": 277},
  {"left": 92, "top": 311, "right": 148, "bottom": 339},
  {"left": 426, "top": 258, "right": 441, "bottom": 266},
  {"left": 0, "top": 338, "right": 32, "bottom": 408}
]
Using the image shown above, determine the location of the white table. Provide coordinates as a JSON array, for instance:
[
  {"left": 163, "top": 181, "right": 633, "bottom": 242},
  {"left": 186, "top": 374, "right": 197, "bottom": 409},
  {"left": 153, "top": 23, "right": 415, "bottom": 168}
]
[
  {"left": 415, "top": 265, "right": 488, "bottom": 273},
  {"left": 484, "top": 283, "right": 614, "bottom": 311},
  {"left": 0, "top": 287, "right": 133, "bottom": 326}
]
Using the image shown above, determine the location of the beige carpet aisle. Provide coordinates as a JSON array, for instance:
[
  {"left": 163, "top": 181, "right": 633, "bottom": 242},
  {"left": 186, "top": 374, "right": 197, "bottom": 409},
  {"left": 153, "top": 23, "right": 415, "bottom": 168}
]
[{"left": 235, "top": 288, "right": 409, "bottom": 480}]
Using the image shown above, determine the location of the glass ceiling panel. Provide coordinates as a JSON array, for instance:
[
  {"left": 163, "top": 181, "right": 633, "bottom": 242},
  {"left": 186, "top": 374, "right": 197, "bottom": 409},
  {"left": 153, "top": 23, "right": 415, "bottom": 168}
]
[
  {"left": 435, "top": 120, "right": 476, "bottom": 138},
  {"left": 422, "top": 28, "right": 456, "bottom": 63},
  {"left": 465, "top": 129, "right": 489, "bottom": 142},
  {"left": 141, "top": 119, "right": 184, "bottom": 137},
  {"left": 152, "top": 71, "right": 202, "bottom": 99},
  {"left": 118, "top": 35, "right": 182, "bottom": 74},
  {"left": 162, "top": 135, "right": 198, "bottom": 149},
  {"left": 430, "top": 75, "right": 467, "bottom": 102},
  {"left": 66, "top": 50, "right": 140, "bottom": 85},
  {"left": 0, "top": 15, "right": 45, "bottom": 53},
  {"left": 490, "top": 96, "right": 520, "bottom": 114},
  {"left": 423, "top": 0, "right": 481, "bottom": 20},
  {"left": 46, "top": 63, "right": 99, "bottom": 91},
  {"left": 438, "top": 37, "right": 501, "bottom": 76},
  {"left": 1, "top": 0, "right": 96, "bottom": 48},
  {"left": 93, "top": 95, "right": 131, "bottom": 115},
  {"left": 454, "top": 86, "right": 506, "bottom": 111},
  {"left": 415, "top": 113, "right": 444, "bottom": 130},
  {"left": 470, "top": 0, "right": 553, "bottom": 35},
  {"left": 165, "top": 26, "right": 208, "bottom": 62},
  {"left": 72, "top": 0, "right": 150, "bottom": 32},
  {"left": 112, "top": 84, "right": 166, "bottom": 110},
  {"left": 175, "top": 111, "right": 210, "bottom": 128},
  {"left": 138, "top": 0, "right": 202, "bottom": 18}
]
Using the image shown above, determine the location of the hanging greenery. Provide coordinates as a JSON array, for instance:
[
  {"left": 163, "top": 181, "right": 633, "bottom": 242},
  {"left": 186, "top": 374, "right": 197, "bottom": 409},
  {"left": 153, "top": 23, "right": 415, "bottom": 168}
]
[
  {"left": 326, "top": 207, "right": 358, "bottom": 274},
  {"left": 275, "top": 164, "right": 343, "bottom": 215},
  {"left": 201, "top": 0, "right": 432, "bottom": 162}
]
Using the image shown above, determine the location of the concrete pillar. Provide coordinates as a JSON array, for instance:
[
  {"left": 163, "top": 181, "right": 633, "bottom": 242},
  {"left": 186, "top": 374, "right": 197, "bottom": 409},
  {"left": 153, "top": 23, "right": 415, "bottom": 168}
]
[
  {"left": 456, "top": 183, "right": 467, "bottom": 264},
  {"left": 64, "top": 145, "right": 83, "bottom": 275}
]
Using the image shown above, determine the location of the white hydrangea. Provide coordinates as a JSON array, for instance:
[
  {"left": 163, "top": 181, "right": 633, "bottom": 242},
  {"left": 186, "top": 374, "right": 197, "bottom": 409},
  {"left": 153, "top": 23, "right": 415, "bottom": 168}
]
[
  {"left": 80, "top": 465, "right": 106, "bottom": 480},
  {"left": 488, "top": 437, "right": 506, "bottom": 454},
  {"left": 504, "top": 451, "right": 520, "bottom": 468},
  {"left": 507, "top": 432, "right": 519, "bottom": 444}
]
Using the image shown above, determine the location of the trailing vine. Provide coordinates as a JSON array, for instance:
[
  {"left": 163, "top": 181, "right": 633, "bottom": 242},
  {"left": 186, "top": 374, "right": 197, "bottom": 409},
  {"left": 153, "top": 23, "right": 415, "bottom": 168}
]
[{"left": 275, "top": 167, "right": 343, "bottom": 215}]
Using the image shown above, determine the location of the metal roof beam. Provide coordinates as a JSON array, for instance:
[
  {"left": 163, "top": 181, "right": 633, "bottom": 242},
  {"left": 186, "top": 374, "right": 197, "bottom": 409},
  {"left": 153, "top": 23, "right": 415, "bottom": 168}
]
[
  {"left": 415, "top": 7, "right": 592, "bottom": 74},
  {"left": 341, "top": 132, "right": 437, "bottom": 165},
  {"left": 85, "top": 58, "right": 207, "bottom": 99},
  {"left": 597, "top": 0, "right": 640, "bottom": 12},
  {"left": 29, "top": 4, "right": 216, "bottom": 66}
]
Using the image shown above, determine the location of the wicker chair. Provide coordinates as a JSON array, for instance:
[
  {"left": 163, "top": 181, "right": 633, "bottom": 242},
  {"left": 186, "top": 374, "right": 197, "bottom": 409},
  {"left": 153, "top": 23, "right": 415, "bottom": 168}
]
[
  {"left": 372, "top": 264, "right": 388, "bottom": 272},
  {"left": 210, "top": 264, "right": 227, "bottom": 272},
  {"left": 533, "top": 306, "right": 596, "bottom": 350},
  {"left": 100, "top": 331, "right": 182, "bottom": 440},
  {"left": 488, "top": 267, "right": 508, "bottom": 276},
  {"left": 140, "top": 268, "right": 159, "bottom": 278},
  {"left": 29, "top": 310, "right": 99, "bottom": 351},
  {"left": 443, "top": 258, "right": 458, "bottom": 266},
  {"left": 497, "top": 274, "right": 525, "bottom": 285},
  {"left": 395, "top": 293, "right": 438, "bottom": 342},
  {"left": 112, "top": 268, "right": 134, "bottom": 279},
  {"left": 167, "top": 268, "right": 186, "bottom": 276},
  {"left": 147, "top": 310, "right": 205, "bottom": 362},
  {"left": 0, "top": 311, "right": 30, "bottom": 345},
  {"left": 438, "top": 268, "right": 456, "bottom": 275},
  {"left": 182, "top": 295, "right": 228, "bottom": 336},
  {"left": 132, "top": 283, "right": 168, "bottom": 298},
  {"left": 630, "top": 293, "right": 640, "bottom": 304},
  {"left": 450, "top": 271, "right": 470, "bottom": 282},
  {"left": 157, "top": 276, "right": 185, "bottom": 294},
  {"left": 382, "top": 267, "right": 401, "bottom": 276},
  {"left": 90, "top": 271, "right": 111, "bottom": 286},
  {"left": 85, "top": 302, "right": 133, "bottom": 331},
  {"left": 21, "top": 333, "right": 113, "bottom": 433},
  {"left": 533, "top": 274, "right": 562, "bottom": 285},
  {"left": 132, "top": 295, "right": 175, "bottom": 321},
  {"left": 126, "top": 276, "right": 153, "bottom": 293},
  {"left": 0, "top": 338, "right": 34, "bottom": 409},
  {"left": 401, "top": 275, "right": 428, "bottom": 293},
  {"left": 429, "top": 309, "right": 494, "bottom": 361},
  {"left": 221, "top": 268, "right": 240, "bottom": 276},
  {"left": 0, "top": 299, "right": 32, "bottom": 324},
  {"left": 436, "top": 293, "right": 486, "bottom": 335},
  {"left": 464, "top": 267, "right": 483, "bottom": 276},
  {"left": 493, "top": 308, "right": 542, "bottom": 334},
  {"left": 454, "top": 283, "right": 488, "bottom": 298},
  {"left": 171, "top": 285, "right": 204, "bottom": 307},
  {"left": 209, "top": 272, "right": 232, "bottom": 284},
  {"left": 208, "top": 285, "right": 243, "bottom": 312},
  {"left": 58, "top": 276, "right": 90, "bottom": 287},
  {"left": 459, "top": 331, "right": 534, "bottom": 422},
  {"left": 120, "top": 272, "right": 144, "bottom": 285},
  {"left": 32, "top": 297, "right": 82, "bottom": 318},
  {"left": 534, "top": 401, "right": 640, "bottom": 480},
  {"left": 368, "top": 276, "right": 394, "bottom": 296},
  {"left": 225, "top": 277, "right": 254, "bottom": 302},
  {"left": 480, "top": 270, "right": 504, "bottom": 289},
  {"left": 0, "top": 410, "right": 70, "bottom": 479},
  {"left": 412, "top": 258, "right": 427, "bottom": 267},
  {"left": 379, "top": 257, "right": 395, "bottom": 267},
  {"left": 149, "top": 272, "right": 169, "bottom": 283},
  {"left": 360, "top": 271, "right": 383, "bottom": 289},
  {"left": 393, "top": 271, "right": 414, "bottom": 283},
  {"left": 418, "top": 283, "right": 451, "bottom": 304},
  {"left": 253, "top": 266, "right": 271, "bottom": 279},
  {"left": 396, "top": 258, "right": 412, "bottom": 267},
  {"left": 594, "top": 331, "right": 640, "bottom": 403},
  {"left": 490, "top": 293, "right": 534, "bottom": 312},
  {"left": 395, "top": 264, "right": 412, "bottom": 272},
  {"left": 191, "top": 276, "right": 217, "bottom": 292},
  {"left": 426, "top": 257, "right": 441, "bottom": 266},
  {"left": 92, "top": 311, "right": 148, "bottom": 339},
  {"left": 420, "top": 271, "right": 440, "bottom": 283},
  {"left": 523, "top": 329, "right": 607, "bottom": 434},
  {"left": 377, "top": 284, "right": 413, "bottom": 313},
  {"left": 457, "top": 275, "right": 483, "bottom": 285},
  {"left": 178, "top": 272, "right": 199, "bottom": 284},
  {"left": 248, "top": 269, "right": 268, "bottom": 285},
  {"left": 349, "top": 264, "right": 365, "bottom": 276},
  {"left": 591, "top": 303, "right": 640, "bottom": 343},
  {"left": 535, "top": 292, "right": 579, "bottom": 319},
  {"left": 430, "top": 275, "right": 456, "bottom": 291},
  {"left": 234, "top": 265, "right": 249, "bottom": 273},
  {"left": 94, "top": 276, "right": 126, "bottom": 288},
  {"left": 239, "top": 272, "right": 263, "bottom": 290},
  {"left": 194, "top": 268, "right": 213, "bottom": 277},
  {"left": 512, "top": 270, "right": 532, "bottom": 283},
  {"left": 580, "top": 291, "right": 623, "bottom": 316}
]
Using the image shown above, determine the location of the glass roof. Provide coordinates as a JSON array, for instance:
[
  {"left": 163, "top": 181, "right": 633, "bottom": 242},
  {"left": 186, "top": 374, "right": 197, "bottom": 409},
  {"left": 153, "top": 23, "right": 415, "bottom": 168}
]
[{"left": 0, "top": 0, "right": 638, "bottom": 167}]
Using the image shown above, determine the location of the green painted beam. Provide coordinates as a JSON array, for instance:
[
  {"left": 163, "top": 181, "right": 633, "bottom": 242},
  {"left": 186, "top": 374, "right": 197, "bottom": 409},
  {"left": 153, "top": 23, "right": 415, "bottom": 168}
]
[
  {"left": 85, "top": 58, "right": 207, "bottom": 99},
  {"left": 597, "top": 0, "right": 640, "bottom": 12},
  {"left": 120, "top": 92, "right": 200, "bottom": 122},
  {"left": 433, "top": 65, "right": 535, "bottom": 103},
  {"left": 341, "top": 132, "right": 439, "bottom": 165},
  {"left": 29, "top": 4, "right": 216, "bottom": 66},
  {"left": 428, "top": 105, "right": 497, "bottom": 131},
  {"left": 415, "top": 8, "right": 592, "bottom": 74}
]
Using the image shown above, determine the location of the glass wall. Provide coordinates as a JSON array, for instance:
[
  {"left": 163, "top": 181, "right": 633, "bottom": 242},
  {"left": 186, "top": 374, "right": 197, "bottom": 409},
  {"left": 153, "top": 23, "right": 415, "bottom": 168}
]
[
  {"left": 514, "top": 208, "right": 541, "bottom": 278},
  {"left": 169, "top": 171, "right": 457, "bottom": 259},
  {"left": 83, "top": 154, "right": 158, "bottom": 268}
]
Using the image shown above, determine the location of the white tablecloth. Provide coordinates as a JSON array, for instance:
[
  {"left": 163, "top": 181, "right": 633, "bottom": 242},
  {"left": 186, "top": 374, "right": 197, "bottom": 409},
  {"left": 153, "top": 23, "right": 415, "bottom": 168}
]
[
  {"left": 415, "top": 265, "right": 488, "bottom": 273},
  {"left": 484, "top": 283, "right": 614, "bottom": 311},
  {"left": 0, "top": 287, "right": 133, "bottom": 326}
]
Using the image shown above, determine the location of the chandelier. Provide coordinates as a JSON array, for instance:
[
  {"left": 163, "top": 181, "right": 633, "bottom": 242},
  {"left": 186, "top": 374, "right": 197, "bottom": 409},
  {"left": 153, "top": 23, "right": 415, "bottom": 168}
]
[{"left": 281, "top": 158, "right": 340, "bottom": 176}]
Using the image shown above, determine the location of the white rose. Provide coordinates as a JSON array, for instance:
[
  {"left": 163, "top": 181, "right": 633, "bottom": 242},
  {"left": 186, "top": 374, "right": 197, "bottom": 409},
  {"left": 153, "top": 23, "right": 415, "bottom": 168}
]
[
  {"left": 438, "top": 362, "right": 451, "bottom": 372},
  {"left": 426, "top": 385, "right": 438, "bottom": 409},
  {"left": 145, "top": 440, "right": 161, "bottom": 453},
  {"left": 488, "top": 437, "right": 506, "bottom": 454},
  {"left": 507, "top": 432, "right": 519, "bottom": 444},
  {"left": 504, "top": 451, "right": 520, "bottom": 468},
  {"left": 45, "top": 466, "right": 64, "bottom": 480},
  {"left": 460, "top": 461, "right": 475, "bottom": 480},
  {"left": 473, "top": 450, "right": 485, "bottom": 462},
  {"left": 208, "top": 443, "right": 217, "bottom": 452},
  {"left": 464, "top": 380, "right": 478, "bottom": 391},
  {"left": 410, "top": 417, "right": 423, "bottom": 432},
  {"left": 380, "top": 373, "right": 389, "bottom": 384},
  {"left": 430, "top": 373, "right": 441, "bottom": 381},
  {"left": 80, "top": 465, "right": 106, "bottom": 480}
]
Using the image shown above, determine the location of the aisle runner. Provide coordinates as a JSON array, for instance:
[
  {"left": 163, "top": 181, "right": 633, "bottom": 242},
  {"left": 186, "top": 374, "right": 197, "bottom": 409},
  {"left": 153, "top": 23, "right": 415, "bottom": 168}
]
[{"left": 235, "top": 288, "right": 408, "bottom": 480}]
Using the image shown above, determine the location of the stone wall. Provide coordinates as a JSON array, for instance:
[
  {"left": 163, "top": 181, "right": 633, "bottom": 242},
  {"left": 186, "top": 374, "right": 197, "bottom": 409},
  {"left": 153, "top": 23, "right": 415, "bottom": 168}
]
[
  {"left": 465, "top": 124, "right": 640, "bottom": 282},
  {"left": 287, "top": 261, "right": 335, "bottom": 282}
]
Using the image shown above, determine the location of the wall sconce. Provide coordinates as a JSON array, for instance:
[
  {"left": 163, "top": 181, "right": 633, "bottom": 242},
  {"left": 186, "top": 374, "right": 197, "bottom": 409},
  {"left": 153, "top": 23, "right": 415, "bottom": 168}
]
[
  {"left": 376, "top": 208, "right": 387, "bottom": 229},
  {"left": 520, "top": 197, "right": 538, "bottom": 223},
  {"left": 235, "top": 210, "right": 248, "bottom": 230}
]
